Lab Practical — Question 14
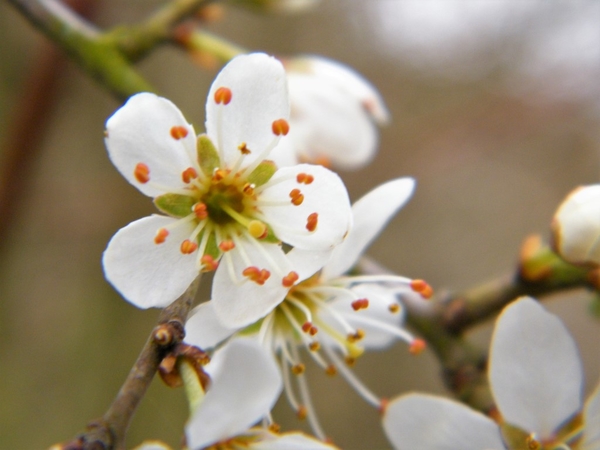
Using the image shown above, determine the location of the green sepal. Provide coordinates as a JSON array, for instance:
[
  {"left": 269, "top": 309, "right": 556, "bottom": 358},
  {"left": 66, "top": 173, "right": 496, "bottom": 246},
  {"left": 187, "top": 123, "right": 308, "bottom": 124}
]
[
  {"left": 247, "top": 160, "right": 277, "bottom": 187},
  {"left": 154, "top": 194, "right": 196, "bottom": 218},
  {"left": 197, "top": 134, "right": 220, "bottom": 177}
]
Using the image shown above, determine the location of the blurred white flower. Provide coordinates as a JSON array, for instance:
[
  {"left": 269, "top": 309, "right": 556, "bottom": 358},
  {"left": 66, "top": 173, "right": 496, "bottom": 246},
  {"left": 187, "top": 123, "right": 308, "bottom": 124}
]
[
  {"left": 186, "top": 177, "right": 432, "bottom": 439},
  {"left": 552, "top": 184, "right": 600, "bottom": 267},
  {"left": 283, "top": 56, "right": 389, "bottom": 171},
  {"left": 382, "top": 297, "right": 600, "bottom": 450},
  {"left": 102, "top": 53, "right": 352, "bottom": 328}
]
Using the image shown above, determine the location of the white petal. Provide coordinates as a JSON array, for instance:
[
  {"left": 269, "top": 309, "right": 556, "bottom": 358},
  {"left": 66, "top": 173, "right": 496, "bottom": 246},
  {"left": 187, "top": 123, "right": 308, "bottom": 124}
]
[
  {"left": 259, "top": 164, "right": 352, "bottom": 250},
  {"left": 489, "top": 297, "right": 584, "bottom": 438},
  {"left": 301, "top": 56, "right": 389, "bottom": 124},
  {"left": 185, "top": 339, "right": 282, "bottom": 449},
  {"left": 102, "top": 215, "right": 199, "bottom": 309},
  {"left": 205, "top": 53, "right": 289, "bottom": 169},
  {"left": 212, "top": 239, "right": 292, "bottom": 328},
  {"left": 250, "top": 431, "right": 338, "bottom": 449},
  {"left": 285, "top": 247, "right": 332, "bottom": 282},
  {"left": 185, "top": 302, "right": 237, "bottom": 350},
  {"left": 267, "top": 135, "right": 299, "bottom": 168},
  {"left": 105, "top": 93, "right": 197, "bottom": 198},
  {"left": 322, "top": 178, "right": 415, "bottom": 280},
  {"left": 582, "top": 380, "right": 600, "bottom": 450},
  {"left": 287, "top": 74, "right": 377, "bottom": 170},
  {"left": 383, "top": 393, "right": 505, "bottom": 450}
]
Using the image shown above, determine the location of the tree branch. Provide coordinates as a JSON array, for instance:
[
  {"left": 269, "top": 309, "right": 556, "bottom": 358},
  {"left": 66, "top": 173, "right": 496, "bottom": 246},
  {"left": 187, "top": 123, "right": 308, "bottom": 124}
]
[{"left": 56, "top": 277, "right": 200, "bottom": 450}]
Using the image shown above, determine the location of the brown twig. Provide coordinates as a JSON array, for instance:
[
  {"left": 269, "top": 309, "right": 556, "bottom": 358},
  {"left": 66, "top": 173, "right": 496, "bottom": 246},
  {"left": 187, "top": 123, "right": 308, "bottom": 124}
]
[{"left": 56, "top": 277, "right": 200, "bottom": 450}]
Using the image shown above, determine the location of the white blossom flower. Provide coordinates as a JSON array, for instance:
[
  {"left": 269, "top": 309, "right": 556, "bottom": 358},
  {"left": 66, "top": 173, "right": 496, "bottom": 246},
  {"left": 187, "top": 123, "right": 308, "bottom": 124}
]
[
  {"left": 552, "top": 184, "right": 600, "bottom": 266},
  {"left": 102, "top": 53, "right": 352, "bottom": 328},
  {"left": 283, "top": 56, "right": 389, "bottom": 170},
  {"left": 382, "top": 297, "right": 600, "bottom": 450},
  {"left": 186, "top": 177, "right": 432, "bottom": 439}
]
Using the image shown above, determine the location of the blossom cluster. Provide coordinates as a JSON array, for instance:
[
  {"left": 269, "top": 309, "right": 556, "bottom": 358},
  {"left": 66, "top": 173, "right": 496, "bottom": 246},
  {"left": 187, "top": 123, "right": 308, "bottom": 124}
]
[{"left": 101, "top": 51, "right": 599, "bottom": 449}]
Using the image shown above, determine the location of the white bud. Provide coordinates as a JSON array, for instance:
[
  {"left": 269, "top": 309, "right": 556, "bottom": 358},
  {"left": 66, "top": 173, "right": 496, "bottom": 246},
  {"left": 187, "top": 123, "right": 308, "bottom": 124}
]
[{"left": 551, "top": 184, "right": 600, "bottom": 266}]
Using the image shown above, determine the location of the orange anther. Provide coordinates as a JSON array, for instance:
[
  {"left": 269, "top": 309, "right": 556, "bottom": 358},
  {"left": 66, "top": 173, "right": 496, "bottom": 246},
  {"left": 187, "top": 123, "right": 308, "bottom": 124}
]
[
  {"left": 296, "top": 173, "right": 314, "bottom": 184},
  {"left": 410, "top": 279, "right": 433, "bottom": 299},
  {"left": 243, "top": 183, "right": 255, "bottom": 196},
  {"left": 268, "top": 423, "right": 281, "bottom": 433},
  {"left": 212, "top": 169, "right": 227, "bottom": 181},
  {"left": 214, "top": 87, "right": 232, "bottom": 105},
  {"left": 309, "top": 326, "right": 318, "bottom": 336},
  {"left": 200, "top": 254, "right": 219, "bottom": 271},
  {"left": 193, "top": 202, "right": 208, "bottom": 220},
  {"left": 238, "top": 142, "right": 251, "bottom": 155},
  {"left": 409, "top": 339, "right": 426, "bottom": 355},
  {"left": 325, "top": 365, "right": 337, "bottom": 376},
  {"left": 282, "top": 271, "right": 299, "bottom": 287},
  {"left": 289, "top": 188, "right": 304, "bottom": 206},
  {"left": 272, "top": 118, "right": 290, "bottom": 136},
  {"left": 302, "top": 321, "right": 313, "bottom": 333},
  {"left": 291, "top": 363, "right": 305, "bottom": 375},
  {"left": 182, "top": 167, "right": 198, "bottom": 183},
  {"left": 347, "top": 329, "right": 365, "bottom": 343},
  {"left": 170, "top": 126, "right": 188, "bottom": 140},
  {"left": 388, "top": 303, "right": 400, "bottom": 314},
  {"left": 218, "top": 240, "right": 235, "bottom": 252},
  {"left": 154, "top": 228, "right": 169, "bottom": 244},
  {"left": 345, "top": 356, "right": 356, "bottom": 366},
  {"left": 351, "top": 298, "right": 369, "bottom": 311},
  {"left": 379, "top": 398, "right": 389, "bottom": 414},
  {"left": 297, "top": 405, "right": 307, "bottom": 420},
  {"left": 306, "top": 213, "right": 318, "bottom": 232},
  {"left": 180, "top": 239, "right": 198, "bottom": 254},
  {"left": 308, "top": 342, "right": 320, "bottom": 351},
  {"left": 134, "top": 163, "right": 150, "bottom": 183},
  {"left": 242, "top": 266, "right": 271, "bottom": 285}
]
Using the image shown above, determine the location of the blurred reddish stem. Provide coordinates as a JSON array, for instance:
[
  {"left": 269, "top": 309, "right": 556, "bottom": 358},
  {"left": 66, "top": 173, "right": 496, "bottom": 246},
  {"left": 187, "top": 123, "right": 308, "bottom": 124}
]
[{"left": 0, "top": 0, "right": 98, "bottom": 248}]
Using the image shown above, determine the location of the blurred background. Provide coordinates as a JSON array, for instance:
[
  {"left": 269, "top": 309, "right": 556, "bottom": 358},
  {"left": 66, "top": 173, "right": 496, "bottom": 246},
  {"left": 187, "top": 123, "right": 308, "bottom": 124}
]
[{"left": 1, "top": 0, "right": 599, "bottom": 448}]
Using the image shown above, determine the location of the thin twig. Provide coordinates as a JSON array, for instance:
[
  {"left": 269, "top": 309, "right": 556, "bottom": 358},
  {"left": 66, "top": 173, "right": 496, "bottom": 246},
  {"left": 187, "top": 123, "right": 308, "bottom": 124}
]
[{"left": 57, "top": 277, "right": 200, "bottom": 450}]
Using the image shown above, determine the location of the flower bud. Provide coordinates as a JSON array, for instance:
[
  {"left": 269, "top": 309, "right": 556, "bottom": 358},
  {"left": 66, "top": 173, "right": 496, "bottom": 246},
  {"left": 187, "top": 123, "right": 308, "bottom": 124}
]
[{"left": 551, "top": 185, "right": 600, "bottom": 266}]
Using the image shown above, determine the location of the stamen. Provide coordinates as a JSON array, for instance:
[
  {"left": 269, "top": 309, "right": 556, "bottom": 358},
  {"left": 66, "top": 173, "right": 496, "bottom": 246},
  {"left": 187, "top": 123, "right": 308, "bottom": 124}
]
[
  {"left": 282, "top": 271, "right": 299, "bottom": 287},
  {"left": 243, "top": 183, "right": 255, "bottom": 196},
  {"left": 297, "top": 405, "right": 308, "bottom": 420},
  {"left": 321, "top": 344, "right": 381, "bottom": 409},
  {"left": 296, "top": 173, "right": 314, "bottom": 184},
  {"left": 347, "top": 329, "right": 365, "bottom": 343},
  {"left": 279, "top": 348, "right": 302, "bottom": 412},
  {"left": 214, "top": 87, "right": 232, "bottom": 105},
  {"left": 306, "top": 213, "right": 318, "bottom": 232},
  {"left": 289, "top": 189, "right": 304, "bottom": 206},
  {"left": 292, "top": 364, "right": 305, "bottom": 375},
  {"left": 180, "top": 239, "right": 198, "bottom": 254},
  {"left": 238, "top": 142, "right": 251, "bottom": 155},
  {"left": 287, "top": 295, "right": 313, "bottom": 324},
  {"left": 193, "top": 202, "right": 208, "bottom": 219},
  {"left": 257, "top": 311, "right": 275, "bottom": 345},
  {"left": 248, "top": 220, "right": 268, "bottom": 239},
  {"left": 409, "top": 339, "right": 427, "bottom": 355},
  {"left": 351, "top": 298, "right": 369, "bottom": 311},
  {"left": 170, "top": 126, "right": 189, "bottom": 140},
  {"left": 410, "top": 279, "right": 434, "bottom": 299},
  {"left": 242, "top": 266, "right": 270, "bottom": 285},
  {"left": 212, "top": 168, "right": 227, "bottom": 182},
  {"left": 272, "top": 118, "right": 290, "bottom": 136},
  {"left": 218, "top": 240, "right": 235, "bottom": 252},
  {"left": 349, "top": 313, "right": 416, "bottom": 345},
  {"left": 134, "top": 163, "right": 150, "bottom": 183},
  {"left": 154, "top": 228, "right": 169, "bottom": 244},
  {"left": 526, "top": 434, "right": 541, "bottom": 450},
  {"left": 290, "top": 344, "right": 325, "bottom": 440},
  {"left": 200, "top": 255, "right": 218, "bottom": 271},
  {"left": 308, "top": 342, "right": 320, "bottom": 351},
  {"left": 345, "top": 356, "right": 356, "bottom": 366},
  {"left": 182, "top": 167, "right": 198, "bottom": 183},
  {"left": 388, "top": 303, "right": 400, "bottom": 314},
  {"left": 325, "top": 365, "right": 337, "bottom": 376}
]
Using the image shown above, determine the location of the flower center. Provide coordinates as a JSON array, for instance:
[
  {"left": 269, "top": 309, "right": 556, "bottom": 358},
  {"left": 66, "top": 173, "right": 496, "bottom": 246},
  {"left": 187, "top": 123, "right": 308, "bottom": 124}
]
[{"left": 201, "top": 180, "right": 249, "bottom": 225}]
